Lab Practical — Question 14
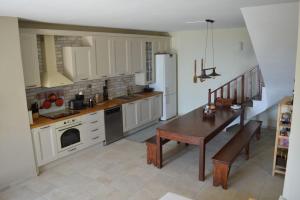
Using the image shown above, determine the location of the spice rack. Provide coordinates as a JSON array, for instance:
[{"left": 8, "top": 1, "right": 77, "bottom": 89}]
[{"left": 272, "top": 96, "right": 293, "bottom": 176}]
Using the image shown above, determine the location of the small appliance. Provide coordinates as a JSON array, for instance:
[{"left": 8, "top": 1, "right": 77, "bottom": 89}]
[{"left": 69, "top": 99, "right": 85, "bottom": 110}]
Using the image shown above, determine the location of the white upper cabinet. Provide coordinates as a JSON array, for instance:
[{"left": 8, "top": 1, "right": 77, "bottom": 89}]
[
  {"left": 128, "top": 38, "right": 144, "bottom": 74},
  {"left": 20, "top": 33, "right": 41, "bottom": 89},
  {"left": 110, "top": 37, "right": 129, "bottom": 75},
  {"left": 92, "top": 36, "right": 111, "bottom": 78},
  {"left": 63, "top": 47, "right": 91, "bottom": 82}
]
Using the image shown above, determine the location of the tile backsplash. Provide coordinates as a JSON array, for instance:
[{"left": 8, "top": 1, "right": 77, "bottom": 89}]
[{"left": 25, "top": 35, "right": 143, "bottom": 109}]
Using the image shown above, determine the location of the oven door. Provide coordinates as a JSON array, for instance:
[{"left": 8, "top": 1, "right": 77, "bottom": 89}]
[{"left": 56, "top": 123, "right": 83, "bottom": 152}]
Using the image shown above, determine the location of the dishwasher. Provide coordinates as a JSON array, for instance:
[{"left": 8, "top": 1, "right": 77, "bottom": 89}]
[{"left": 104, "top": 106, "right": 124, "bottom": 145}]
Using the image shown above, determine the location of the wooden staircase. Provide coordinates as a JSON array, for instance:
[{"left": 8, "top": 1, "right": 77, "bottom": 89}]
[{"left": 208, "top": 65, "right": 264, "bottom": 107}]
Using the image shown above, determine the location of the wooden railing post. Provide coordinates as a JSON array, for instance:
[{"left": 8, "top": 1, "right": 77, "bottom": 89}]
[
  {"left": 234, "top": 79, "right": 237, "bottom": 104},
  {"left": 208, "top": 89, "right": 211, "bottom": 105},
  {"left": 241, "top": 75, "right": 245, "bottom": 103},
  {"left": 227, "top": 83, "right": 230, "bottom": 99},
  {"left": 221, "top": 87, "right": 224, "bottom": 98}
]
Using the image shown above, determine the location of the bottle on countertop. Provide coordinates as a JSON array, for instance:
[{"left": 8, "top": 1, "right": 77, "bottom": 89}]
[{"left": 103, "top": 80, "right": 109, "bottom": 101}]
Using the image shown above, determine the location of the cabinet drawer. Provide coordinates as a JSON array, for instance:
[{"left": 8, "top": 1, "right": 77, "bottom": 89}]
[
  {"left": 88, "top": 125, "right": 105, "bottom": 135},
  {"left": 89, "top": 129, "right": 105, "bottom": 144},
  {"left": 87, "top": 120, "right": 104, "bottom": 131},
  {"left": 83, "top": 111, "right": 104, "bottom": 122}
]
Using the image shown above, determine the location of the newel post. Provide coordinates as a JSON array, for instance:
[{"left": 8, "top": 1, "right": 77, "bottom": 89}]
[
  {"left": 208, "top": 89, "right": 211, "bottom": 105},
  {"left": 241, "top": 75, "right": 245, "bottom": 103}
]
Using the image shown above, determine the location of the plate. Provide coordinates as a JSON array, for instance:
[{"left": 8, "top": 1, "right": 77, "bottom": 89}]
[{"left": 230, "top": 105, "right": 241, "bottom": 110}]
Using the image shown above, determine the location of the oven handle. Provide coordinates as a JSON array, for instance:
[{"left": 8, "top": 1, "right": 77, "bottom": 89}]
[{"left": 57, "top": 123, "right": 82, "bottom": 132}]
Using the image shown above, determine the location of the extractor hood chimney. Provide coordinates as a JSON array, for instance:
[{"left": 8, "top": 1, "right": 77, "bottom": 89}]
[{"left": 41, "top": 35, "right": 73, "bottom": 88}]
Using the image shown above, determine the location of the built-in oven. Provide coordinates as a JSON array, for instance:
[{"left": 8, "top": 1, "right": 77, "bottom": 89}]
[{"left": 55, "top": 117, "right": 84, "bottom": 153}]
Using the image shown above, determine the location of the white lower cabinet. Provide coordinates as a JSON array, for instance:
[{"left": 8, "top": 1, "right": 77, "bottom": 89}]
[
  {"left": 123, "top": 94, "right": 162, "bottom": 133},
  {"left": 32, "top": 125, "right": 57, "bottom": 167},
  {"left": 150, "top": 94, "right": 163, "bottom": 120},
  {"left": 139, "top": 98, "right": 151, "bottom": 125},
  {"left": 31, "top": 111, "right": 105, "bottom": 167},
  {"left": 122, "top": 101, "right": 140, "bottom": 132}
]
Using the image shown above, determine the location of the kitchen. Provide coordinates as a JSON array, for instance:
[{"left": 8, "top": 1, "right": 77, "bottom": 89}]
[{"left": 20, "top": 25, "right": 176, "bottom": 171}]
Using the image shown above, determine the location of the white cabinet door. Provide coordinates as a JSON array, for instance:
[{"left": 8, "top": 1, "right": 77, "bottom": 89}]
[
  {"left": 32, "top": 126, "right": 57, "bottom": 167},
  {"left": 94, "top": 36, "right": 111, "bottom": 78},
  {"left": 123, "top": 102, "right": 139, "bottom": 132},
  {"left": 74, "top": 47, "right": 90, "bottom": 81},
  {"left": 20, "top": 33, "right": 41, "bottom": 89},
  {"left": 129, "top": 38, "right": 143, "bottom": 73},
  {"left": 139, "top": 98, "right": 151, "bottom": 125},
  {"left": 63, "top": 47, "right": 91, "bottom": 82},
  {"left": 111, "top": 37, "right": 128, "bottom": 75},
  {"left": 151, "top": 94, "right": 162, "bottom": 120}
]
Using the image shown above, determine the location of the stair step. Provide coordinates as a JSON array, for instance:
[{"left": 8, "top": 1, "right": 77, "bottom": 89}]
[{"left": 252, "top": 94, "right": 262, "bottom": 101}]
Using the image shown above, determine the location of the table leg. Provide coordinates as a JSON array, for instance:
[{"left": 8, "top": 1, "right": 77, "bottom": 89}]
[
  {"left": 199, "top": 140, "right": 206, "bottom": 181},
  {"left": 156, "top": 130, "right": 162, "bottom": 169}
]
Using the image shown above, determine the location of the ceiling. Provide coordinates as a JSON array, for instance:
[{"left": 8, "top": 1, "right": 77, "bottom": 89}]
[{"left": 0, "top": 0, "right": 298, "bottom": 32}]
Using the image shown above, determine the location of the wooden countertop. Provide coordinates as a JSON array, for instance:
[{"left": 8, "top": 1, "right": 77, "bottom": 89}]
[{"left": 30, "top": 91, "right": 162, "bottom": 129}]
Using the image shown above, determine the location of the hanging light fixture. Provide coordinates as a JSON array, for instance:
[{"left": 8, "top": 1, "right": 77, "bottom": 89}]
[{"left": 193, "top": 19, "right": 221, "bottom": 83}]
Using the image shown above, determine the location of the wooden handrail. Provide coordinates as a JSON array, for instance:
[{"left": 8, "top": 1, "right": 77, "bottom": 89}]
[{"left": 208, "top": 66, "right": 262, "bottom": 105}]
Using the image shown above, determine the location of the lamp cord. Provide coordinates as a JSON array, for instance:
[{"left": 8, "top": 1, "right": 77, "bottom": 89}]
[
  {"left": 212, "top": 22, "right": 215, "bottom": 68},
  {"left": 204, "top": 21, "right": 209, "bottom": 69}
]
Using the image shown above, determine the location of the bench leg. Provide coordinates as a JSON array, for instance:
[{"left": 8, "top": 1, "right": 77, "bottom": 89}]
[
  {"left": 213, "top": 162, "right": 230, "bottom": 190},
  {"left": 245, "top": 142, "right": 250, "bottom": 160},
  {"left": 146, "top": 143, "right": 157, "bottom": 166}
]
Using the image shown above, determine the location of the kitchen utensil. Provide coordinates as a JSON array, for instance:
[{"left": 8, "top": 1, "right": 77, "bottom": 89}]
[
  {"left": 88, "top": 98, "right": 94, "bottom": 108},
  {"left": 95, "top": 94, "right": 101, "bottom": 104}
]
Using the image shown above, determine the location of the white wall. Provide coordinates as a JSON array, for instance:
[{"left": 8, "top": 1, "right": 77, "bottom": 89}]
[
  {"left": 283, "top": 3, "right": 300, "bottom": 199},
  {"left": 242, "top": 3, "right": 298, "bottom": 108},
  {"left": 256, "top": 105, "right": 277, "bottom": 128},
  {"left": 0, "top": 17, "right": 36, "bottom": 190},
  {"left": 171, "top": 27, "right": 258, "bottom": 114}
]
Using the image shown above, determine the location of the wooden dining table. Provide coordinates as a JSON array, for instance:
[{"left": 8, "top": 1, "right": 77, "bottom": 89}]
[{"left": 156, "top": 106, "right": 244, "bottom": 181}]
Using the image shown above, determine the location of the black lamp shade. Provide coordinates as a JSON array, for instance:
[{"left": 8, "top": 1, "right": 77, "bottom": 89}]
[
  {"left": 208, "top": 68, "right": 221, "bottom": 77},
  {"left": 198, "top": 70, "right": 211, "bottom": 79}
]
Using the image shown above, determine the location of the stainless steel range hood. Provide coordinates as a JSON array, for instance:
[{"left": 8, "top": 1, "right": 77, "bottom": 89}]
[{"left": 41, "top": 35, "right": 73, "bottom": 88}]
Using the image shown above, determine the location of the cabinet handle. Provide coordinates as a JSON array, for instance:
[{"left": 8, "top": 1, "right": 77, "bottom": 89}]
[
  {"left": 27, "top": 84, "right": 37, "bottom": 88},
  {"left": 90, "top": 113, "right": 97, "bottom": 116},
  {"left": 40, "top": 126, "right": 50, "bottom": 129},
  {"left": 92, "top": 136, "right": 100, "bottom": 140},
  {"left": 91, "top": 128, "right": 99, "bottom": 132},
  {"left": 129, "top": 102, "right": 135, "bottom": 105},
  {"left": 102, "top": 75, "right": 107, "bottom": 78},
  {"left": 68, "top": 147, "right": 77, "bottom": 152},
  {"left": 81, "top": 78, "right": 88, "bottom": 81},
  {"left": 91, "top": 120, "right": 98, "bottom": 124}
]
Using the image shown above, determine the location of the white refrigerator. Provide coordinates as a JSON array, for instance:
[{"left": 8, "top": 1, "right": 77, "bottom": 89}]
[{"left": 151, "top": 53, "right": 177, "bottom": 120}]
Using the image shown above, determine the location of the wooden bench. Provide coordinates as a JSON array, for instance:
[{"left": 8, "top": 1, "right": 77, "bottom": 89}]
[
  {"left": 212, "top": 120, "right": 262, "bottom": 189},
  {"left": 146, "top": 136, "right": 170, "bottom": 166}
]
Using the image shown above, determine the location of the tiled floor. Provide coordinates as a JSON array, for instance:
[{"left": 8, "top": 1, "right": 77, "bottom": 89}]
[{"left": 0, "top": 128, "right": 284, "bottom": 200}]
